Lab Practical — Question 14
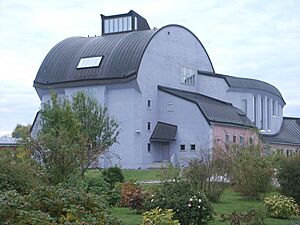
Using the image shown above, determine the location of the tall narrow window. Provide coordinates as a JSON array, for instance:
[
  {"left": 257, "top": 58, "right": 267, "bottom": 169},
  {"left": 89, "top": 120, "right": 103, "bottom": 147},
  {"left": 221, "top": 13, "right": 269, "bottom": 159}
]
[
  {"left": 272, "top": 100, "right": 276, "bottom": 116},
  {"left": 147, "top": 122, "right": 151, "bottom": 131},
  {"left": 147, "top": 99, "right": 151, "bottom": 109},
  {"left": 261, "top": 97, "right": 264, "bottom": 129},
  {"left": 134, "top": 16, "right": 138, "bottom": 30},
  {"left": 267, "top": 98, "right": 271, "bottom": 130},
  {"left": 147, "top": 143, "right": 151, "bottom": 152},
  {"left": 241, "top": 99, "right": 247, "bottom": 114},
  {"left": 233, "top": 135, "right": 237, "bottom": 143},
  {"left": 225, "top": 134, "right": 230, "bottom": 143},
  {"left": 249, "top": 137, "right": 253, "bottom": 145},
  {"left": 254, "top": 96, "right": 257, "bottom": 124},
  {"left": 240, "top": 136, "right": 244, "bottom": 145}
]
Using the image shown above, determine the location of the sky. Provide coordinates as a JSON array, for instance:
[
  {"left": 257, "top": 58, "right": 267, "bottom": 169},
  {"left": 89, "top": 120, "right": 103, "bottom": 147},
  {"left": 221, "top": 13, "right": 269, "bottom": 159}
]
[{"left": 0, "top": 0, "right": 299, "bottom": 136}]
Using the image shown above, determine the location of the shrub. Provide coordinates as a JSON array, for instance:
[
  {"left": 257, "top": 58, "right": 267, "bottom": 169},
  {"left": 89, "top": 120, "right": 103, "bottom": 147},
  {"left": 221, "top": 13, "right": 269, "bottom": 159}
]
[
  {"left": 226, "top": 145, "right": 273, "bottom": 200},
  {"left": 264, "top": 195, "right": 298, "bottom": 219},
  {"left": 143, "top": 179, "right": 214, "bottom": 225},
  {"left": 102, "top": 166, "right": 124, "bottom": 186},
  {"left": 184, "top": 157, "right": 228, "bottom": 202},
  {"left": 277, "top": 155, "right": 300, "bottom": 205},
  {"left": 142, "top": 207, "right": 180, "bottom": 225},
  {"left": 220, "top": 208, "right": 266, "bottom": 225},
  {"left": 120, "top": 181, "right": 143, "bottom": 210},
  {"left": 0, "top": 185, "right": 122, "bottom": 225},
  {"left": 0, "top": 148, "right": 45, "bottom": 194}
]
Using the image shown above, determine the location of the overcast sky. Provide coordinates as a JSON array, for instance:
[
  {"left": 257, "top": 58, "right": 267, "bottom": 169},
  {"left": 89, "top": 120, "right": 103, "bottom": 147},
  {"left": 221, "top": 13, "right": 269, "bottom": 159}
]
[{"left": 0, "top": 0, "right": 299, "bottom": 136}]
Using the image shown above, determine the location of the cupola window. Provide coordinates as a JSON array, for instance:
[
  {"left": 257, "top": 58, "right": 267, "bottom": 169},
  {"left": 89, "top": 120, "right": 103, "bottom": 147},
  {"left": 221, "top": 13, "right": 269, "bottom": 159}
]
[{"left": 77, "top": 56, "right": 103, "bottom": 69}]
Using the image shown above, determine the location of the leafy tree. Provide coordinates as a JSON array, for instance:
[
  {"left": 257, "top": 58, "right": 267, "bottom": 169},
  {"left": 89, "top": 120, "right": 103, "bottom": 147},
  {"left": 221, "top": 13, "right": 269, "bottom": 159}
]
[
  {"left": 72, "top": 92, "right": 120, "bottom": 175},
  {"left": 12, "top": 123, "right": 31, "bottom": 139},
  {"left": 31, "top": 92, "right": 119, "bottom": 183}
]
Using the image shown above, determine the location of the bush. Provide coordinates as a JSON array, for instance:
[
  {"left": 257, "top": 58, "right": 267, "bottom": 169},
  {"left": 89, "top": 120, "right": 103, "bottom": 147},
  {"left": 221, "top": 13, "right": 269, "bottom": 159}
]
[
  {"left": 102, "top": 166, "right": 124, "bottom": 186},
  {"left": 120, "top": 181, "right": 143, "bottom": 210},
  {"left": 0, "top": 185, "right": 122, "bottom": 225},
  {"left": 264, "top": 195, "right": 298, "bottom": 219},
  {"left": 220, "top": 208, "right": 266, "bottom": 225},
  {"left": 227, "top": 145, "right": 273, "bottom": 200},
  {"left": 142, "top": 207, "right": 180, "bottom": 225},
  {"left": 277, "top": 155, "right": 300, "bottom": 205},
  {"left": 0, "top": 148, "right": 45, "bottom": 194},
  {"left": 143, "top": 179, "right": 214, "bottom": 225},
  {"left": 183, "top": 157, "right": 228, "bottom": 202}
]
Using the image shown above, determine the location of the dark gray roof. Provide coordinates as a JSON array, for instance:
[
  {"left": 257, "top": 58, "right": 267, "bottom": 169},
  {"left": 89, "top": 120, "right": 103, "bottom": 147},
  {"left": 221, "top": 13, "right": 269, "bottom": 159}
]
[
  {"left": 150, "top": 122, "right": 177, "bottom": 142},
  {"left": 197, "top": 70, "right": 284, "bottom": 103},
  {"left": 159, "top": 86, "right": 255, "bottom": 127},
  {"left": 34, "top": 30, "right": 157, "bottom": 88},
  {"left": 262, "top": 117, "right": 300, "bottom": 145}
]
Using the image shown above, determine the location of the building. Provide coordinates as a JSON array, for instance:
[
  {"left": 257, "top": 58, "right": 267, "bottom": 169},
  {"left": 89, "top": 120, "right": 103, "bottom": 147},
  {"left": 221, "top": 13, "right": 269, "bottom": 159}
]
[
  {"left": 31, "top": 10, "right": 300, "bottom": 168},
  {"left": 0, "top": 136, "right": 19, "bottom": 150}
]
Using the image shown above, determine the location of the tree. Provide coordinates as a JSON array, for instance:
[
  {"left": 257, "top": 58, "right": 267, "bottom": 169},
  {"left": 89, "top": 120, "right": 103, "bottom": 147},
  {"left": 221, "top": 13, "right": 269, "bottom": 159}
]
[
  {"left": 32, "top": 92, "right": 119, "bottom": 183},
  {"left": 12, "top": 124, "right": 31, "bottom": 139}
]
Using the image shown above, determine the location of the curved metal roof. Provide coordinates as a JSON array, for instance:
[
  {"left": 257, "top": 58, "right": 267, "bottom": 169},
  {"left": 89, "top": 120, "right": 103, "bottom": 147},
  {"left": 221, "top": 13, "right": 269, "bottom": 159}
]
[
  {"left": 34, "top": 30, "right": 157, "bottom": 87},
  {"left": 198, "top": 70, "right": 284, "bottom": 102}
]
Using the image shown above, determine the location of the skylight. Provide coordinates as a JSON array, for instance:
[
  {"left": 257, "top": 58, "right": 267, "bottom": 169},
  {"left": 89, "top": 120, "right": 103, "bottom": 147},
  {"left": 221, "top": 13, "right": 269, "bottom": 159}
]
[{"left": 77, "top": 56, "right": 103, "bottom": 69}]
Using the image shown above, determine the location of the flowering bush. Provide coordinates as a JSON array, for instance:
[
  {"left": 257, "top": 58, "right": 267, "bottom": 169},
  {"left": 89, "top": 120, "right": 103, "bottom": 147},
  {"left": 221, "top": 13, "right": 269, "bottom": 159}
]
[
  {"left": 141, "top": 207, "right": 179, "bottom": 225},
  {"left": 120, "top": 181, "right": 143, "bottom": 210},
  {"left": 143, "top": 179, "right": 214, "bottom": 225},
  {"left": 264, "top": 195, "right": 298, "bottom": 219}
]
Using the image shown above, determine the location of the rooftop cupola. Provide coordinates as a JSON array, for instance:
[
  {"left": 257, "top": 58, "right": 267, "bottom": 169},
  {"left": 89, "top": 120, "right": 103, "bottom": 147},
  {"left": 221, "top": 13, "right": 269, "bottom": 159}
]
[{"left": 101, "top": 10, "right": 150, "bottom": 35}]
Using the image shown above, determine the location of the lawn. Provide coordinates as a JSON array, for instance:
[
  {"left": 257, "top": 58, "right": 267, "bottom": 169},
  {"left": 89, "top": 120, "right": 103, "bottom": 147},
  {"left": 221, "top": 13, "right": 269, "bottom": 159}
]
[
  {"left": 122, "top": 169, "right": 161, "bottom": 181},
  {"left": 113, "top": 188, "right": 300, "bottom": 225}
]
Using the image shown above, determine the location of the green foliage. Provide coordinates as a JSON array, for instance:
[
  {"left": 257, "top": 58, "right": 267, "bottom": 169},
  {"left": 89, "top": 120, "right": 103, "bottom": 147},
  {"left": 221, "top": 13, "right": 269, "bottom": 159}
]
[
  {"left": 120, "top": 181, "right": 143, "bottom": 210},
  {"left": 142, "top": 207, "right": 180, "bottom": 225},
  {"left": 12, "top": 123, "right": 31, "bottom": 139},
  {"left": 160, "top": 165, "right": 180, "bottom": 181},
  {"left": 32, "top": 91, "right": 120, "bottom": 184},
  {"left": 0, "top": 185, "right": 122, "bottom": 225},
  {"left": 264, "top": 195, "right": 298, "bottom": 219},
  {"left": 0, "top": 148, "right": 45, "bottom": 194},
  {"left": 143, "top": 179, "right": 214, "bottom": 225},
  {"left": 183, "top": 157, "right": 228, "bottom": 202},
  {"left": 277, "top": 155, "right": 300, "bottom": 205},
  {"left": 220, "top": 208, "right": 266, "bottom": 225},
  {"left": 227, "top": 145, "right": 273, "bottom": 200},
  {"left": 103, "top": 166, "right": 125, "bottom": 186}
]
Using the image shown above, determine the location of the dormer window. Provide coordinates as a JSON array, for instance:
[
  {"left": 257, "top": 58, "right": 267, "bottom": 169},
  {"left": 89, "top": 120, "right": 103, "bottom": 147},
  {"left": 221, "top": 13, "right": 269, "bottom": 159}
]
[
  {"left": 104, "top": 17, "right": 132, "bottom": 34},
  {"left": 77, "top": 56, "right": 103, "bottom": 69},
  {"left": 101, "top": 10, "right": 150, "bottom": 35}
]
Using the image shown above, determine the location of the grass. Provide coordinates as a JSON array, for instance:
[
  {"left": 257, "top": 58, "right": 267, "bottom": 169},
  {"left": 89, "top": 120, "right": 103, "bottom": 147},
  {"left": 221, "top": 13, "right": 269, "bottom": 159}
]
[
  {"left": 122, "top": 169, "right": 161, "bottom": 181},
  {"left": 113, "top": 188, "right": 300, "bottom": 225}
]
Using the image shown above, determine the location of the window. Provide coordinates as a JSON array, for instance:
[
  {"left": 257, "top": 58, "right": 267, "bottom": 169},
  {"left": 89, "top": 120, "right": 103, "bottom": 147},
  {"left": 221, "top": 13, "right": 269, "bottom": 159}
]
[
  {"left": 261, "top": 97, "right": 264, "bottom": 129},
  {"left": 240, "top": 136, "right": 244, "bottom": 145},
  {"left": 147, "top": 99, "right": 151, "bottom": 109},
  {"left": 167, "top": 103, "right": 174, "bottom": 112},
  {"left": 190, "top": 144, "right": 196, "bottom": 151},
  {"left": 180, "top": 145, "right": 185, "bottom": 151},
  {"left": 134, "top": 16, "right": 138, "bottom": 30},
  {"left": 254, "top": 96, "right": 257, "bottom": 124},
  {"left": 181, "top": 66, "right": 196, "bottom": 86},
  {"left": 147, "top": 122, "right": 151, "bottom": 131},
  {"left": 267, "top": 98, "right": 271, "bottom": 130},
  {"left": 77, "top": 56, "right": 103, "bottom": 69},
  {"left": 225, "top": 134, "right": 230, "bottom": 143},
  {"left": 103, "top": 16, "right": 133, "bottom": 34},
  {"left": 233, "top": 135, "right": 237, "bottom": 143},
  {"left": 249, "top": 137, "right": 253, "bottom": 145},
  {"left": 272, "top": 100, "right": 276, "bottom": 116},
  {"left": 241, "top": 99, "right": 247, "bottom": 114},
  {"left": 147, "top": 143, "right": 151, "bottom": 152}
]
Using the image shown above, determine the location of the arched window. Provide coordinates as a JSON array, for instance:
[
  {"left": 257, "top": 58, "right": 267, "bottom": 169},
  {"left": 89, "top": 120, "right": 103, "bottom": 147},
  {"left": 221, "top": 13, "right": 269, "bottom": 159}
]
[{"left": 241, "top": 99, "right": 247, "bottom": 114}]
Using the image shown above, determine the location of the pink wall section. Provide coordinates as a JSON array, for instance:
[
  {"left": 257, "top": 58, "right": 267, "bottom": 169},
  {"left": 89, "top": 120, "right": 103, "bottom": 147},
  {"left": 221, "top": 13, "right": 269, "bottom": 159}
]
[{"left": 212, "top": 124, "right": 260, "bottom": 150}]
